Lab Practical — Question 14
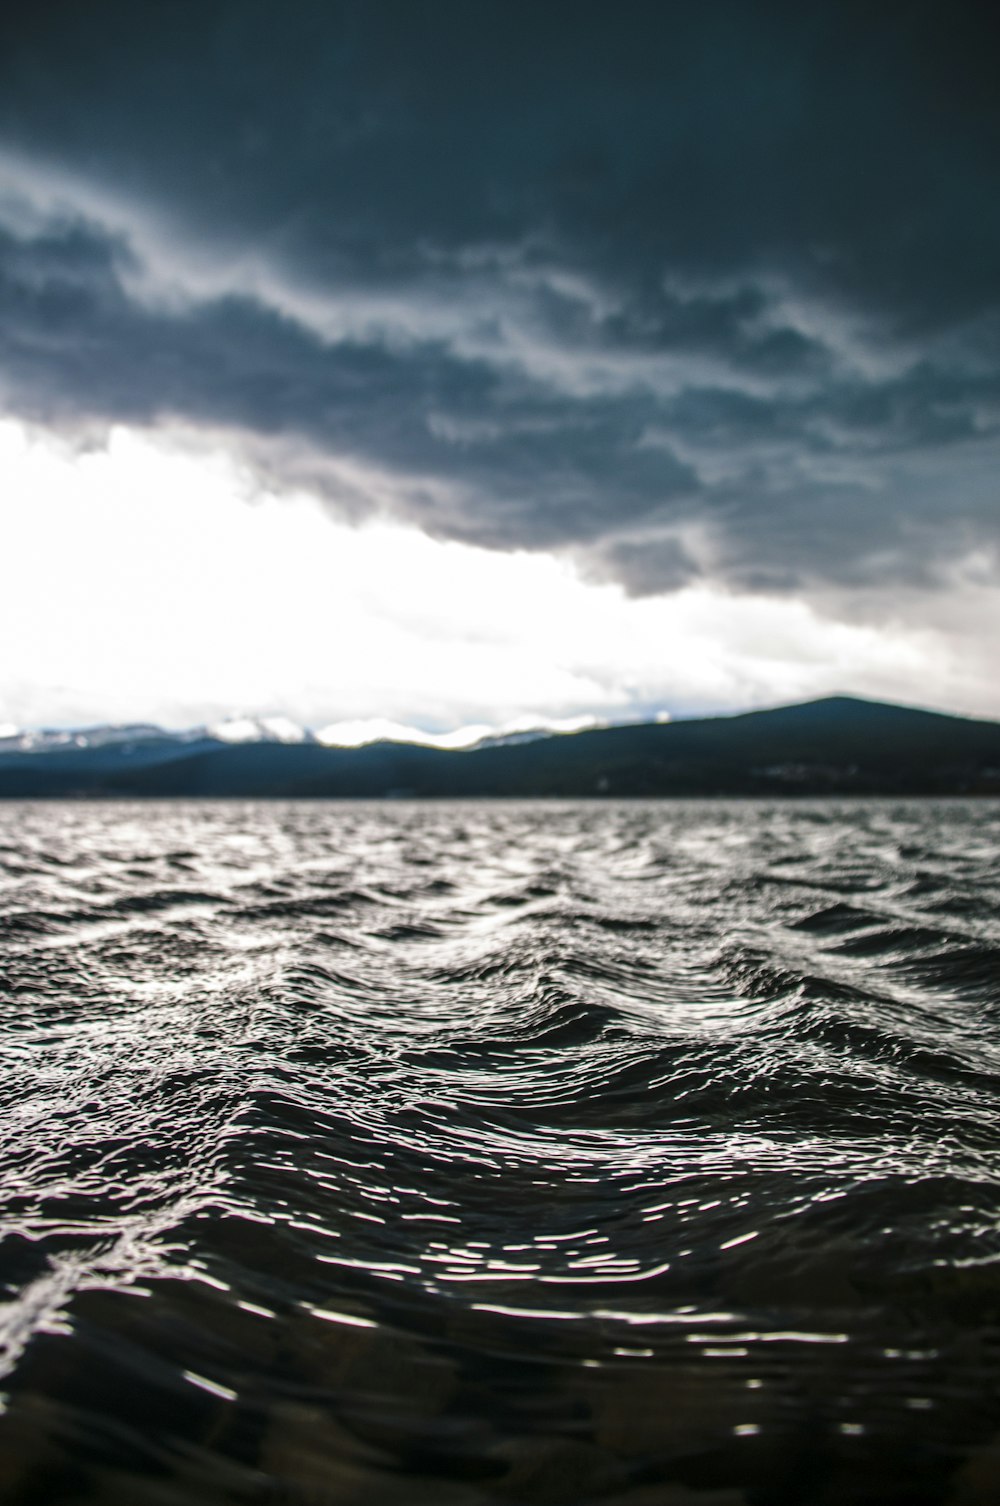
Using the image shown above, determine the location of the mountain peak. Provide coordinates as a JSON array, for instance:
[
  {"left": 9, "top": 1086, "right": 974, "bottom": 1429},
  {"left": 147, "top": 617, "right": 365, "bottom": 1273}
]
[{"left": 1, "top": 696, "right": 997, "bottom": 798}]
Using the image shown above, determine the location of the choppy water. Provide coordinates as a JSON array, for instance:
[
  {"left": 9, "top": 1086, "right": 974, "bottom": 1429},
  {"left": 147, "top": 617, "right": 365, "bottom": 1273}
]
[{"left": 2, "top": 801, "right": 1000, "bottom": 1505}]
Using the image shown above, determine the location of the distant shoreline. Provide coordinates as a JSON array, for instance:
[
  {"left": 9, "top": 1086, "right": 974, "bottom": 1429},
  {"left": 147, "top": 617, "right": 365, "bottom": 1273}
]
[{"left": 3, "top": 696, "right": 1000, "bottom": 800}]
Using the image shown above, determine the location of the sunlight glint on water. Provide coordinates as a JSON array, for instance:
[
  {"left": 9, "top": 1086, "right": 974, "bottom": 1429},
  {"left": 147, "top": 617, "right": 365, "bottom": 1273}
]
[{"left": 1, "top": 799, "right": 1000, "bottom": 1504}]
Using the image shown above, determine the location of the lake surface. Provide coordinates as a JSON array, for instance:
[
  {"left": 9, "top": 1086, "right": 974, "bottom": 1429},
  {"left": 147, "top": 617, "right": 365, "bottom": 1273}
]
[{"left": 2, "top": 799, "right": 1000, "bottom": 1505}]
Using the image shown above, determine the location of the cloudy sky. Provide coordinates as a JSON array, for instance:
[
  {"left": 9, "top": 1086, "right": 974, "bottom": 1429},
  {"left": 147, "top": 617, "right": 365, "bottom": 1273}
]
[{"left": 1, "top": 0, "right": 998, "bottom": 734}]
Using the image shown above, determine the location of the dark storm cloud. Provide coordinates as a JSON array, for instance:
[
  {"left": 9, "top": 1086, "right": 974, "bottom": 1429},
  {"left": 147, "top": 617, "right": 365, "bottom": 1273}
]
[
  {"left": 0, "top": 0, "right": 998, "bottom": 594},
  {"left": 0, "top": 215, "right": 703, "bottom": 548}
]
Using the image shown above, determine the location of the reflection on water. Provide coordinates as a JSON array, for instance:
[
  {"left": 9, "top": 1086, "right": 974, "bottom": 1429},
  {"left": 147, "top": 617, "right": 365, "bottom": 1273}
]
[{"left": 2, "top": 799, "right": 1000, "bottom": 1503}]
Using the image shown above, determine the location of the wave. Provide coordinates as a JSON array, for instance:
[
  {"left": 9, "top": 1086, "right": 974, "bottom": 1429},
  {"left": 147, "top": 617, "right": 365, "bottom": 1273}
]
[{"left": 2, "top": 798, "right": 1000, "bottom": 1502}]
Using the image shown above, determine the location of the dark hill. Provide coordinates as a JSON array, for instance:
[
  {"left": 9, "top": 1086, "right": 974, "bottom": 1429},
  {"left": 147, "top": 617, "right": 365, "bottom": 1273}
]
[{"left": 2, "top": 696, "right": 999, "bottom": 798}]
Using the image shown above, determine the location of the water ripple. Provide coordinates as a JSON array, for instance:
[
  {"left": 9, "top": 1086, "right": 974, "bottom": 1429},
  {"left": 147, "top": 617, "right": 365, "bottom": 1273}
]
[{"left": 1, "top": 799, "right": 1000, "bottom": 1503}]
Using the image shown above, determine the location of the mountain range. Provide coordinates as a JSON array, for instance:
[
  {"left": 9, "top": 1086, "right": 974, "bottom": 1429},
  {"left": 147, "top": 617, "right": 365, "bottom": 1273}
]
[{"left": 2, "top": 696, "right": 999, "bottom": 798}]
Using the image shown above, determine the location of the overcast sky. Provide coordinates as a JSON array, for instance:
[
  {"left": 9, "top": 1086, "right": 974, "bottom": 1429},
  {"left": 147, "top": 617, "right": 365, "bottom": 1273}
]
[{"left": 1, "top": 0, "right": 998, "bottom": 732}]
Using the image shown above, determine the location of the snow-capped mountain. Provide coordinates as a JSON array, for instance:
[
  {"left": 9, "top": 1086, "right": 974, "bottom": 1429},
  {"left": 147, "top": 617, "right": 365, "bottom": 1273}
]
[
  {"left": 0, "top": 718, "right": 314, "bottom": 755},
  {"left": 0, "top": 723, "right": 180, "bottom": 753},
  {"left": 207, "top": 717, "right": 313, "bottom": 745},
  {"left": 0, "top": 712, "right": 603, "bottom": 758}
]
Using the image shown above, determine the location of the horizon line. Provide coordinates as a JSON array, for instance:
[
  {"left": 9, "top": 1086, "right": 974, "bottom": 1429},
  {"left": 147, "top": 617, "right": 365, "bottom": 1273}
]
[{"left": 0, "top": 691, "right": 986, "bottom": 754}]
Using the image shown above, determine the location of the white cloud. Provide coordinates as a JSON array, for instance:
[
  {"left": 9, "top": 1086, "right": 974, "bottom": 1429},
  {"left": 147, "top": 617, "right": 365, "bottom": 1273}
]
[{"left": 0, "top": 417, "right": 995, "bottom": 732}]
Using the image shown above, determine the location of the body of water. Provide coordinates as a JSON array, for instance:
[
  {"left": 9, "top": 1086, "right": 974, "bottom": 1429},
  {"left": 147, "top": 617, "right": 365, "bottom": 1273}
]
[{"left": 2, "top": 799, "right": 1000, "bottom": 1504}]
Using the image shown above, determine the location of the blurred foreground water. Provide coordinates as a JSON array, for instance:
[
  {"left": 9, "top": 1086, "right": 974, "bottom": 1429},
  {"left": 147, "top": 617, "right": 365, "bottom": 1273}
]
[{"left": 2, "top": 799, "right": 1000, "bottom": 1505}]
